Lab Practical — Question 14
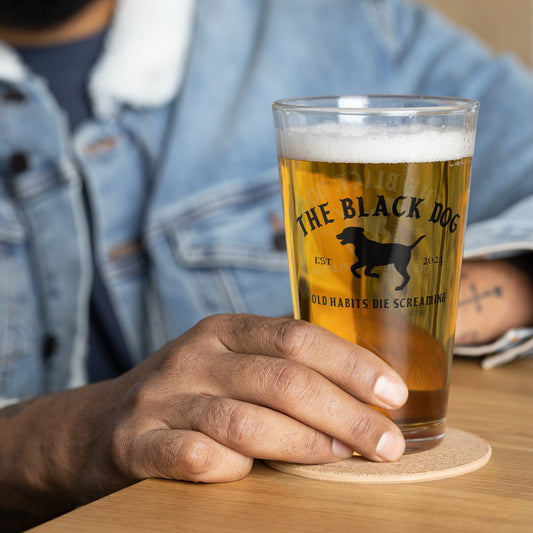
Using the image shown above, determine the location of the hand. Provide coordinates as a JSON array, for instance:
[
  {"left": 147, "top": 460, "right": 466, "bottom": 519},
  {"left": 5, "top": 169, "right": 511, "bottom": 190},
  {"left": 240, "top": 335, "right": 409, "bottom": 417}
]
[
  {"left": 99, "top": 314, "right": 408, "bottom": 488},
  {"left": 455, "top": 258, "right": 533, "bottom": 345},
  {"left": 0, "top": 314, "right": 408, "bottom": 522}
]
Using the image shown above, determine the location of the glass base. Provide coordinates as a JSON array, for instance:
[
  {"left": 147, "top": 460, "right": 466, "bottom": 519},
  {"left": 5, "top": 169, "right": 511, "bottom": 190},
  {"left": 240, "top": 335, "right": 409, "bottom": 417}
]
[{"left": 400, "top": 418, "right": 446, "bottom": 453}]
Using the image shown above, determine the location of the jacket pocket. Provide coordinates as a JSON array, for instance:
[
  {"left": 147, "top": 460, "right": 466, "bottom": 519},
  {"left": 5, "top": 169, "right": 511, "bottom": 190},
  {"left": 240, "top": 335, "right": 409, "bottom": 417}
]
[{"left": 146, "top": 170, "right": 293, "bottom": 340}]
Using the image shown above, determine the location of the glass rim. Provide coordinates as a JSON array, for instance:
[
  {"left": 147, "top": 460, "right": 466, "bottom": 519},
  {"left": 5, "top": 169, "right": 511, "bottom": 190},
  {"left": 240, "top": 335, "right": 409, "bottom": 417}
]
[{"left": 272, "top": 94, "right": 479, "bottom": 116}]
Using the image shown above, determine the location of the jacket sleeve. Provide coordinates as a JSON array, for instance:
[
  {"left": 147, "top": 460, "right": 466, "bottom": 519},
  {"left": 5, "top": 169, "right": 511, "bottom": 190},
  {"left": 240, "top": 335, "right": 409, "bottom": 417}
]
[{"left": 384, "top": 0, "right": 533, "bottom": 365}]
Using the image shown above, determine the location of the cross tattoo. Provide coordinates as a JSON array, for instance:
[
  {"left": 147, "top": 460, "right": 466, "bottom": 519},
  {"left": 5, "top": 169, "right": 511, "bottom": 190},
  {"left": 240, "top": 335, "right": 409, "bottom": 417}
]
[{"left": 458, "top": 284, "right": 502, "bottom": 312}]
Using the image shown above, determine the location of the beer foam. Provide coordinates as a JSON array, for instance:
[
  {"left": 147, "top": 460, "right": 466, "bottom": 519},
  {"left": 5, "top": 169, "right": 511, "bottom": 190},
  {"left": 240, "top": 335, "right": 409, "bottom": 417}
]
[{"left": 281, "top": 123, "right": 474, "bottom": 163}]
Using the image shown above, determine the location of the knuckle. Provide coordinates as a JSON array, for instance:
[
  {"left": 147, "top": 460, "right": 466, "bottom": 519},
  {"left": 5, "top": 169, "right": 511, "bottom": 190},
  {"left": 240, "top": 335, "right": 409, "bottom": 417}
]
[
  {"left": 273, "top": 319, "right": 319, "bottom": 360},
  {"left": 193, "top": 313, "right": 222, "bottom": 334},
  {"left": 301, "top": 430, "right": 328, "bottom": 458},
  {"left": 191, "top": 313, "right": 251, "bottom": 352},
  {"left": 185, "top": 314, "right": 227, "bottom": 348},
  {"left": 193, "top": 313, "right": 237, "bottom": 338},
  {"left": 178, "top": 436, "right": 216, "bottom": 477},
  {"left": 177, "top": 434, "right": 253, "bottom": 483},
  {"left": 224, "top": 403, "right": 260, "bottom": 445},
  {"left": 348, "top": 414, "right": 375, "bottom": 444},
  {"left": 339, "top": 353, "right": 369, "bottom": 387},
  {"left": 201, "top": 399, "right": 259, "bottom": 445},
  {"left": 271, "top": 361, "right": 318, "bottom": 407},
  {"left": 131, "top": 380, "right": 160, "bottom": 410}
]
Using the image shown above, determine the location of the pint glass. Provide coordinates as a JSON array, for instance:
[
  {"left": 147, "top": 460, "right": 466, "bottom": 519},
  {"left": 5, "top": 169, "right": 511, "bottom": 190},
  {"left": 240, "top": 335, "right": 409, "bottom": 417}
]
[{"left": 273, "top": 96, "right": 478, "bottom": 452}]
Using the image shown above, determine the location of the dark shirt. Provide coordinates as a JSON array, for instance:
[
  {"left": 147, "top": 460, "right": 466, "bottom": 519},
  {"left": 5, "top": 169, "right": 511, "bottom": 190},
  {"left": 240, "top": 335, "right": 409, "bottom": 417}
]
[{"left": 17, "top": 32, "right": 133, "bottom": 381}]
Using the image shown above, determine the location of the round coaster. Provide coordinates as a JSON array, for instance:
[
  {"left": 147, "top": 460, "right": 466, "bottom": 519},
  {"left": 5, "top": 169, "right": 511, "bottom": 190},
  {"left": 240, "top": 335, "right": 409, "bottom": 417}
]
[{"left": 264, "top": 428, "right": 491, "bottom": 483}]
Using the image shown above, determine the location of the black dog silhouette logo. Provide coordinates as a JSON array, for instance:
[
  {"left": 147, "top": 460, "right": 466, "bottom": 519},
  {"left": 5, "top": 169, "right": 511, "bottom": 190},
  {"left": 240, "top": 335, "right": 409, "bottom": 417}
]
[{"left": 336, "top": 227, "right": 425, "bottom": 291}]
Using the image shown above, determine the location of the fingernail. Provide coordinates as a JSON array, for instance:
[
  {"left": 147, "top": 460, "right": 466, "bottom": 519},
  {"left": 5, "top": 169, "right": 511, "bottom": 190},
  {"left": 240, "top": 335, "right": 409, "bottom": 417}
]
[
  {"left": 376, "top": 431, "right": 405, "bottom": 462},
  {"left": 332, "top": 438, "right": 353, "bottom": 458},
  {"left": 374, "top": 374, "right": 408, "bottom": 408}
]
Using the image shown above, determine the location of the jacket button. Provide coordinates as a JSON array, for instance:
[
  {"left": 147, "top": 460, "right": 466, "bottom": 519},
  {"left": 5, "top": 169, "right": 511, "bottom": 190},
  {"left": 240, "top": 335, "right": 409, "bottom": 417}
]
[
  {"left": 42, "top": 335, "right": 58, "bottom": 360},
  {"left": 8, "top": 152, "right": 29, "bottom": 174}
]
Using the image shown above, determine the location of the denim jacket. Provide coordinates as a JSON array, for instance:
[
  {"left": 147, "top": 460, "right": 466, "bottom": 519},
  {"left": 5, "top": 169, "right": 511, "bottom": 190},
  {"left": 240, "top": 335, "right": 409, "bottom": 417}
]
[{"left": 1, "top": 0, "right": 533, "bottom": 403}]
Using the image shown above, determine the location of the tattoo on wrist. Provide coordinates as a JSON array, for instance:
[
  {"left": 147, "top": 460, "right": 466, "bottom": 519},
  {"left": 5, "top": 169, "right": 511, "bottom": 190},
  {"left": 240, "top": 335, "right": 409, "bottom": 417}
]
[{"left": 459, "top": 284, "right": 503, "bottom": 312}]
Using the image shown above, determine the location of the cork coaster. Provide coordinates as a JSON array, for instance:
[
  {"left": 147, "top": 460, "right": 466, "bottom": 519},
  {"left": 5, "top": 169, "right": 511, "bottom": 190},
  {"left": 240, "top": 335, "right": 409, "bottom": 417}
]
[{"left": 264, "top": 428, "right": 491, "bottom": 483}]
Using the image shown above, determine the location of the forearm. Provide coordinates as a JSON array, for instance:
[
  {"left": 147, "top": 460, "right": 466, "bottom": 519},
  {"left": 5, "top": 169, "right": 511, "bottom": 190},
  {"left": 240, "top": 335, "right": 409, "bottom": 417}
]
[
  {"left": 0, "top": 380, "right": 128, "bottom": 518},
  {"left": 455, "top": 256, "right": 533, "bottom": 345}
]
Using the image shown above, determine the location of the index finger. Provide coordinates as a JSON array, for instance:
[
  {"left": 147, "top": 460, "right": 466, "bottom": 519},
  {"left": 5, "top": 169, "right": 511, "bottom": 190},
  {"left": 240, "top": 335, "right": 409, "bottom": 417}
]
[{"left": 199, "top": 314, "right": 408, "bottom": 410}]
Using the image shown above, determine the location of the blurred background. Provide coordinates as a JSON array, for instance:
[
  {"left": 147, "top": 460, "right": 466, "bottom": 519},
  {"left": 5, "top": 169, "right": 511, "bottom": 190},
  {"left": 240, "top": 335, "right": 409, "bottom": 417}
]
[{"left": 422, "top": 0, "right": 533, "bottom": 66}]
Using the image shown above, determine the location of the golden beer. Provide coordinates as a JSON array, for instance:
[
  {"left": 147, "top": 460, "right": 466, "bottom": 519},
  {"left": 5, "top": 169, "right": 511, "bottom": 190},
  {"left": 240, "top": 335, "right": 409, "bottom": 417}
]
[
  {"left": 280, "top": 154, "right": 471, "bottom": 449},
  {"left": 274, "top": 99, "right": 478, "bottom": 452}
]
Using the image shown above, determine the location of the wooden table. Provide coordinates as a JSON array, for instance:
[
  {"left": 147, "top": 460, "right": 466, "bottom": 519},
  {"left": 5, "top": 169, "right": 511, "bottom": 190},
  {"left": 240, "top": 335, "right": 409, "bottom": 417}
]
[{"left": 32, "top": 357, "right": 533, "bottom": 532}]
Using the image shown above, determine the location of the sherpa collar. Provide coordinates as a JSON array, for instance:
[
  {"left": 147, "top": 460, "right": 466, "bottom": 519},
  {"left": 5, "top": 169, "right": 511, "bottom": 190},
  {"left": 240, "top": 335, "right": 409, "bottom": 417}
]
[{"left": 0, "top": 0, "right": 196, "bottom": 117}]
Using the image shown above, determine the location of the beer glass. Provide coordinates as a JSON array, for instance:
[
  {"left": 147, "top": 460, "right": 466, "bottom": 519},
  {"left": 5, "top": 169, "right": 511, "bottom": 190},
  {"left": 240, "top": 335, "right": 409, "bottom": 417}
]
[{"left": 273, "top": 95, "right": 478, "bottom": 452}]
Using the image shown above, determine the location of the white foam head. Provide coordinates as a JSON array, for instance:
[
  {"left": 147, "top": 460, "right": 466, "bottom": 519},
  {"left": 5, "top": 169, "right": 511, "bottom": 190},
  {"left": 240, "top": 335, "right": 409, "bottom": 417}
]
[{"left": 281, "top": 122, "right": 474, "bottom": 163}]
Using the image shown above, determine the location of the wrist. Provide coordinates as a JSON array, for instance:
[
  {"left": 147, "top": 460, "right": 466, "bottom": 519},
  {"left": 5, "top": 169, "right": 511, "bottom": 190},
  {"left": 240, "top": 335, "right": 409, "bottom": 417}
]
[
  {"left": 0, "top": 379, "right": 125, "bottom": 515},
  {"left": 456, "top": 258, "right": 533, "bottom": 345}
]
